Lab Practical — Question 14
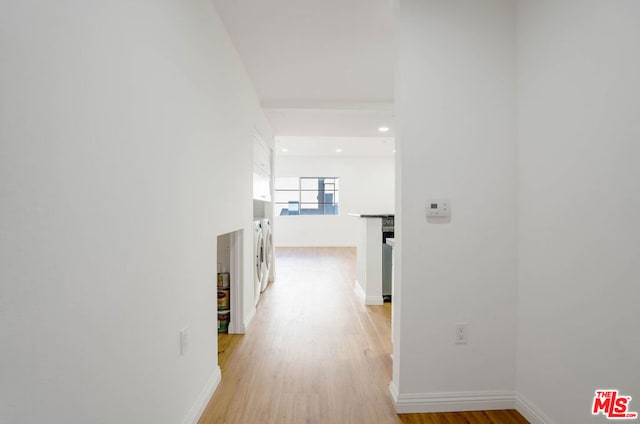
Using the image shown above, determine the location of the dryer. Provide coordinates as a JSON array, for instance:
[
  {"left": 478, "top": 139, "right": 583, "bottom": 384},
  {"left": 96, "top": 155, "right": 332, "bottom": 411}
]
[
  {"left": 260, "top": 218, "right": 273, "bottom": 292},
  {"left": 253, "top": 221, "right": 265, "bottom": 305}
]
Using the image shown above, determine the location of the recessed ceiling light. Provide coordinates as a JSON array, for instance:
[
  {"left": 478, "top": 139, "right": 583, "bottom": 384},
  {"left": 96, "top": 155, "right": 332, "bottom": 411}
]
[
  {"left": 281, "top": 148, "right": 288, "bottom": 153},
  {"left": 392, "top": 149, "right": 396, "bottom": 153},
  {"left": 335, "top": 148, "right": 343, "bottom": 153},
  {"left": 378, "top": 126, "right": 390, "bottom": 133}
]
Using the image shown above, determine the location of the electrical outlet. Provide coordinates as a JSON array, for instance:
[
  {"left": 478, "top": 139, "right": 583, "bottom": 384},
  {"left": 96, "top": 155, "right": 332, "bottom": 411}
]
[
  {"left": 180, "top": 327, "right": 189, "bottom": 355},
  {"left": 455, "top": 322, "right": 468, "bottom": 345}
]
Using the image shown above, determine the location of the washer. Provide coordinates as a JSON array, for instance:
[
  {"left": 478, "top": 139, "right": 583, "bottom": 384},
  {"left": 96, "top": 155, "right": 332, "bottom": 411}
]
[
  {"left": 253, "top": 220, "right": 265, "bottom": 305},
  {"left": 260, "top": 218, "right": 273, "bottom": 292}
]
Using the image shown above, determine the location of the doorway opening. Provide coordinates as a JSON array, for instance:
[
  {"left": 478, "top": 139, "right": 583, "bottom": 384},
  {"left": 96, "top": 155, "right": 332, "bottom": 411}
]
[{"left": 216, "top": 229, "right": 244, "bottom": 337}]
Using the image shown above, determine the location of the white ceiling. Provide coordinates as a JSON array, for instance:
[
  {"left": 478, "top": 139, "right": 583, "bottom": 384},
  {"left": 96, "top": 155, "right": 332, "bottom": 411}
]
[
  {"left": 212, "top": 0, "right": 396, "bottom": 139},
  {"left": 265, "top": 104, "right": 394, "bottom": 138},
  {"left": 277, "top": 136, "right": 395, "bottom": 157}
]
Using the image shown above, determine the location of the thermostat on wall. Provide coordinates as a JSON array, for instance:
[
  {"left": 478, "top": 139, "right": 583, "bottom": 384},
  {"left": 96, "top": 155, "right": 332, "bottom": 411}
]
[{"left": 426, "top": 199, "right": 451, "bottom": 218}]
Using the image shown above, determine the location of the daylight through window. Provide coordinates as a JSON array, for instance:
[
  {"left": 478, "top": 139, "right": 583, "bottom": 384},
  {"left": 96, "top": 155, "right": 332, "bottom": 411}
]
[{"left": 275, "top": 177, "right": 339, "bottom": 216}]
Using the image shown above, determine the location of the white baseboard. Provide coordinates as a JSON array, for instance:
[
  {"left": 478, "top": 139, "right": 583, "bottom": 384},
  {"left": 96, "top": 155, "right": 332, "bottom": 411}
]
[
  {"left": 354, "top": 280, "right": 366, "bottom": 300},
  {"left": 365, "top": 295, "right": 384, "bottom": 306},
  {"left": 515, "top": 393, "right": 554, "bottom": 424},
  {"left": 355, "top": 281, "right": 382, "bottom": 306},
  {"left": 227, "top": 321, "right": 240, "bottom": 334},
  {"left": 181, "top": 367, "right": 221, "bottom": 424},
  {"left": 229, "top": 305, "right": 254, "bottom": 334},
  {"left": 388, "top": 386, "right": 554, "bottom": 422},
  {"left": 390, "top": 388, "right": 517, "bottom": 414},
  {"left": 243, "top": 306, "right": 256, "bottom": 332},
  {"left": 389, "top": 381, "right": 399, "bottom": 402}
]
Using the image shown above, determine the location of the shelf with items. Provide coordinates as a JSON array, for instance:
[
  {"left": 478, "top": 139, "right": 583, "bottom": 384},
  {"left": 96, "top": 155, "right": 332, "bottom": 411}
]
[{"left": 217, "top": 272, "right": 230, "bottom": 333}]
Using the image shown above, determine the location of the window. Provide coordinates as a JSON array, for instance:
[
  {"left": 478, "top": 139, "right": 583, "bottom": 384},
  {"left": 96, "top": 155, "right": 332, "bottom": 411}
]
[{"left": 275, "top": 177, "right": 339, "bottom": 216}]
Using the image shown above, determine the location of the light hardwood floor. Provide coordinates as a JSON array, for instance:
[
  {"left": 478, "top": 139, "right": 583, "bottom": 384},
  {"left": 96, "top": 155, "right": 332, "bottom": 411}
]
[{"left": 199, "top": 247, "right": 528, "bottom": 424}]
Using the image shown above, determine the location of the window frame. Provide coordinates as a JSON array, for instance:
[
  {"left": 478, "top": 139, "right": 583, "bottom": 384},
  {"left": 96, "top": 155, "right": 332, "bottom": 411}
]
[{"left": 274, "top": 176, "right": 340, "bottom": 216}]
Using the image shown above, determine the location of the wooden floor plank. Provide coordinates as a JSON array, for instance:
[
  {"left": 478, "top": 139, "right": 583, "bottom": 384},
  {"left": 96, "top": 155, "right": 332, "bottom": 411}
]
[{"left": 200, "top": 247, "right": 528, "bottom": 424}]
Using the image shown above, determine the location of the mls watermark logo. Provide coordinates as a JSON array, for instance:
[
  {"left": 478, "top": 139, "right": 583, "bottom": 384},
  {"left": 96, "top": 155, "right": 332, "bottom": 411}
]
[{"left": 593, "top": 390, "right": 638, "bottom": 420}]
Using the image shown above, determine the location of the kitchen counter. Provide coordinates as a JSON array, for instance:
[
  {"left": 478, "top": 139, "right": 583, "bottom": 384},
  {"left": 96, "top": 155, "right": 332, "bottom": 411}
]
[
  {"left": 349, "top": 213, "right": 394, "bottom": 305},
  {"left": 348, "top": 213, "right": 394, "bottom": 218}
]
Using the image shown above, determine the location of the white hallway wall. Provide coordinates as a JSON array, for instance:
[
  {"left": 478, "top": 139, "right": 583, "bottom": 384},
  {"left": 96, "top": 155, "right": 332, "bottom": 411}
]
[
  {"left": 274, "top": 155, "right": 394, "bottom": 247},
  {"left": 516, "top": 1, "right": 640, "bottom": 423},
  {"left": 395, "top": 0, "right": 640, "bottom": 422},
  {"left": 394, "top": 0, "right": 518, "bottom": 411},
  {"left": 0, "top": 1, "right": 270, "bottom": 423}
]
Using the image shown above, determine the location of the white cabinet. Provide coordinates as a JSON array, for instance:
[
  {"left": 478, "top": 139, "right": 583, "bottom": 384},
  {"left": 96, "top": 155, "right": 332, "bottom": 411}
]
[
  {"left": 253, "top": 133, "right": 272, "bottom": 202},
  {"left": 253, "top": 172, "right": 271, "bottom": 201},
  {"left": 253, "top": 134, "right": 271, "bottom": 176}
]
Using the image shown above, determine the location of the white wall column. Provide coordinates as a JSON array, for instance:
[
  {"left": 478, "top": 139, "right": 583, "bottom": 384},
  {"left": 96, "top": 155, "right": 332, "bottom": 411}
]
[
  {"left": 364, "top": 217, "right": 384, "bottom": 305},
  {"left": 515, "top": 2, "right": 640, "bottom": 423},
  {"left": 393, "top": 0, "right": 518, "bottom": 412}
]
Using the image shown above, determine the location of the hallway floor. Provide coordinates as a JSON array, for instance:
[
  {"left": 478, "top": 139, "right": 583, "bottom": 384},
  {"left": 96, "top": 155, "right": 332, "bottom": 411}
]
[{"left": 199, "top": 247, "right": 528, "bottom": 424}]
